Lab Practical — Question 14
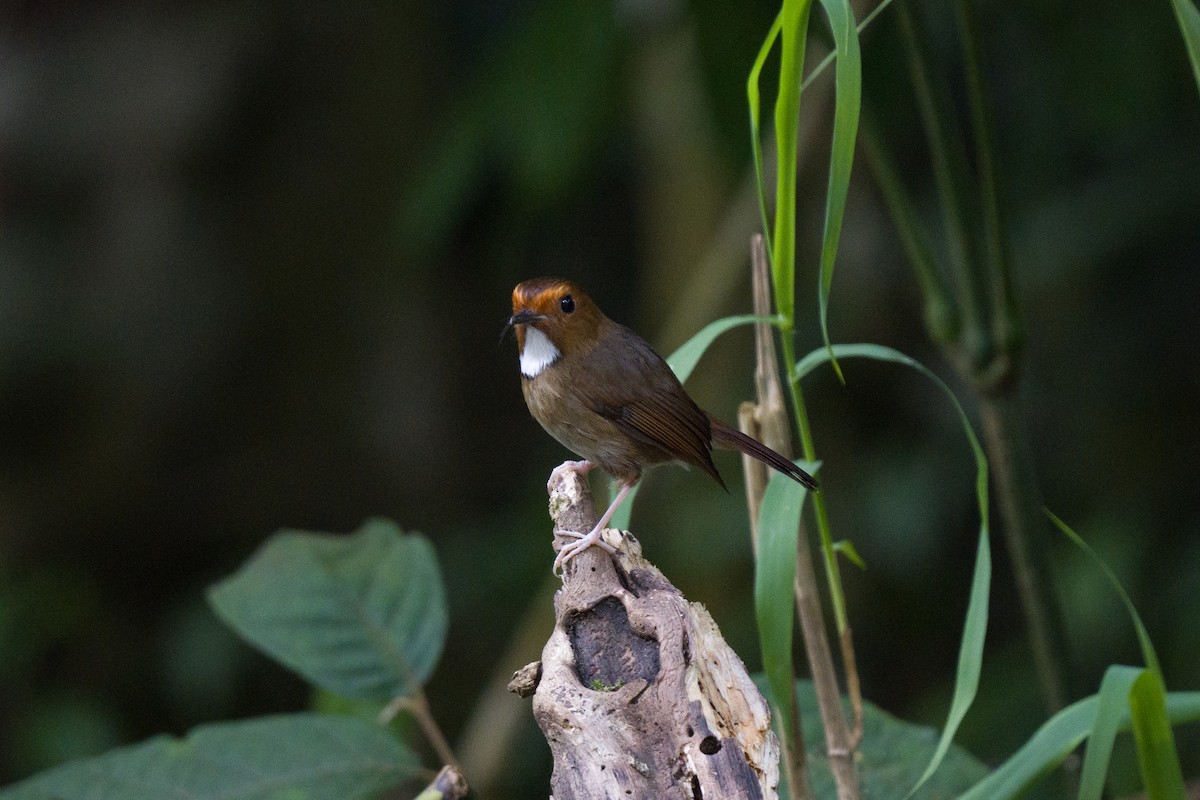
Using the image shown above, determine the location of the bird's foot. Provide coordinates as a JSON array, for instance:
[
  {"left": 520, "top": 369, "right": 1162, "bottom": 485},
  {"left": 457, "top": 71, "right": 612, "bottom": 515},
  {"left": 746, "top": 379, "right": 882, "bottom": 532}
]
[
  {"left": 552, "top": 524, "right": 618, "bottom": 574},
  {"left": 547, "top": 459, "right": 593, "bottom": 491}
]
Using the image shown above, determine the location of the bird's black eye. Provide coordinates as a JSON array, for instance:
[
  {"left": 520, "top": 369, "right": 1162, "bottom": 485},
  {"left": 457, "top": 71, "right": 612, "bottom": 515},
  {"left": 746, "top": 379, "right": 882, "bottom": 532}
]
[{"left": 560, "top": 294, "right": 575, "bottom": 314}]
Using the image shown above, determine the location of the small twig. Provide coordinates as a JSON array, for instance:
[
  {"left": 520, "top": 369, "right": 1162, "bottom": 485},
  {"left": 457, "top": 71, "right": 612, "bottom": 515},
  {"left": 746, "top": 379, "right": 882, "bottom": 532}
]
[{"left": 378, "top": 691, "right": 461, "bottom": 772}]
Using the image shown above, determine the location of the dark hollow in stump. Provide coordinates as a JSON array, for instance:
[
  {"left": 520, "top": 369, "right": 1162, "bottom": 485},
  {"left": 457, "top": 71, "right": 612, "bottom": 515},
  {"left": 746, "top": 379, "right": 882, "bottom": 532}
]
[{"left": 508, "top": 467, "right": 779, "bottom": 800}]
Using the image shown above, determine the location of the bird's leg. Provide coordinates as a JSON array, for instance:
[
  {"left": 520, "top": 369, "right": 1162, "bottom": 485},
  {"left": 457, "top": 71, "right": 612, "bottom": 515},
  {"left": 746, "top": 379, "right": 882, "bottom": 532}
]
[{"left": 553, "top": 482, "right": 634, "bottom": 574}]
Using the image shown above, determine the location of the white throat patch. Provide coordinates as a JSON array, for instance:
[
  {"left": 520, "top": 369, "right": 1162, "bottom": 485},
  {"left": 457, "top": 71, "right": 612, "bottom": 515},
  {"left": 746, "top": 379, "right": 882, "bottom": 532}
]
[{"left": 520, "top": 327, "right": 561, "bottom": 378}]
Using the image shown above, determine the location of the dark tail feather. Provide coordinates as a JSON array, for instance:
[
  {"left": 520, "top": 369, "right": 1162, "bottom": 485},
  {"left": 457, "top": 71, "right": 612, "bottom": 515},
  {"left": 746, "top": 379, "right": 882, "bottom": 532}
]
[{"left": 707, "top": 413, "right": 819, "bottom": 491}]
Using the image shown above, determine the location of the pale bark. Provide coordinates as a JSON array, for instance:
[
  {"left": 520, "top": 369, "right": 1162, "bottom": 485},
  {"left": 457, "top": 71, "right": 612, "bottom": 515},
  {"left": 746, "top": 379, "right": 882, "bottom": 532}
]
[{"left": 509, "top": 468, "right": 779, "bottom": 800}]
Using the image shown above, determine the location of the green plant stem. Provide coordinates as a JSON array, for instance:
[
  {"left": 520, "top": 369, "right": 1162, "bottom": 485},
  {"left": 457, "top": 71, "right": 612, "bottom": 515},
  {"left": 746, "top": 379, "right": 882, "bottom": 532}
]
[
  {"left": 780, "top": 327, "right": 863, "bottom": 799},
  {"left": 955, "top": 0, "right": 1072, "bottom": 713},
  {"left": 876, "top": 0, "right": 1076, "bottom": 722},
  {"left": 895, "top": 2, "right": 990, "bottom": 369},
  {"left": 859, "top": 115, "right": 958, "bottom": 345},
  {"left": 953, "top": 0, "right": 1020, "bottom": 367},
  {"left": 766, "top": 0, "right": 861, "bottom": 789}
]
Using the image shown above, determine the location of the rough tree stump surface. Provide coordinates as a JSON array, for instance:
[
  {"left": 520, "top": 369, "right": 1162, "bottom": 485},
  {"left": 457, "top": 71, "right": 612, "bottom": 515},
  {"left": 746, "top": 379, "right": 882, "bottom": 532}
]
[{"left": 510, "top": 467, "right": 779, "bottom": 800}]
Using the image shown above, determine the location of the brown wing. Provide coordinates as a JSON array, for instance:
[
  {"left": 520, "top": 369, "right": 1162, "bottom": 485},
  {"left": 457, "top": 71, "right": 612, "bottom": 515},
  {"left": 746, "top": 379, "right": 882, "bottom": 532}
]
[{"left": 573, "top": 323, "right": 724, "bottom": 487}]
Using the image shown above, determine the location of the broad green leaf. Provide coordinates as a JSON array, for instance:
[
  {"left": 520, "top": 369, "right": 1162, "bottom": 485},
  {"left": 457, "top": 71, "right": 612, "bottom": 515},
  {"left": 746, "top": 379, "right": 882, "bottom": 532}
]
[
  {"left": 794, "top": 343, "right": 991, "bottom": 796},
  {"left": 0, "top": 713, "right": 421, "bottom": 800},
  {"left": 208, "top": 519, "right": 446, "bottom": 700},
  {"left": 958, "top": 692, "right": 1200, "bottom": 800},
  {"left": 609, "top": 314, "right": 783, "bottom": 532},
  {"left": 754, "top": 679, "right": 990, "bottom": 799},
  {"left": 1078, "top": 665, "right": 1143, "bottom": 800},
  {"left": 813, "top": 0, "right": 862, "bottom": 384},
  {"left": 754, "top": 465, "right": 818, "bottom": 737},
  {"left": 1169, "top": 0, "right": 1200, "bottom": 92},
  {"left": 1129, "top": 669, "right": 1187, "bottom": 800}
]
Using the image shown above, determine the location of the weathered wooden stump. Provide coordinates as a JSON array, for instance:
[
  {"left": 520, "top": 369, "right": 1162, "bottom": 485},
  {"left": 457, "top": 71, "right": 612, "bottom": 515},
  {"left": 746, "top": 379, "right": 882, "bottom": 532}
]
[{"left": 509, "top": 467, "right": 779, "bottom": 800}]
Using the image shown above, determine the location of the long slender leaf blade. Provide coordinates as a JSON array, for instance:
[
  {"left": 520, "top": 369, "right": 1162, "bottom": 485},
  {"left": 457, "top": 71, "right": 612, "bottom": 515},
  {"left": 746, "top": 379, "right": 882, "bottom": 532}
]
[
  {"left": 814, "top": 0, "right": 863, "bottom": 383},
  {"left": 1129, "top": 669, "right": 1187, "bottom": 800},
  {"left": 1078, "top": 666, "right": 1143, "bottom": 800},
  {"left": 755, "top": 466, "right": 818, "bottom": 737},
  {"left": 960, "top": 697, "right": 1097, "bottom": 800},
  {"left": 1046, "top": 512, "right": 1161, "bottom": 674},
  {"left": 208, "top": 519, "right": 447, "bottom": 700},
  {"left": 771, "top": 0, "right": 814, "bottom": 326},
  {"left": 793, "top": 343, "right": 991, "bottom": 795},
  {"left": 956, "top": 692, "right": 1200, "bottom": 800},
  {"left": 1169, "top": 0, "right": 1200, "bottom": 91},
  {"left": 748, "top": 13, "right": 784, "bottom": 251},
  {"left": 0, "top": 713, "right": 421, "bottom": 800},
  {"left": 1048, "top": 512, "right": 1186, "bottom": 798},
  {"left": 666, "top": 314, "right": 783, "bottom": 384},
  {"left": 910, "top": 527, "right": 989, "bottom": 796}
]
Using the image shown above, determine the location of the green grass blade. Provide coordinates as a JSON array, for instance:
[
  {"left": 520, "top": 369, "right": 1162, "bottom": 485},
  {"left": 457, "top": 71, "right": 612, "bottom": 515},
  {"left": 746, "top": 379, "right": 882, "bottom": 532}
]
[
  {"left": 1045, "top": 512, "right": 1159, "bottom": 675},
  {"left": 1079, "top": 665, "right": 1143, "bottom": 800},
  {"left": 813, "top": 0, "right": 862, "bottom": 384},
  {"left": 610, "top": 314, "right": 784, "bottom": 532},
  {"left": 666, "top": 314, "right": 784, "bottom": 384},
  {"left": 755, "top": 465, "right": 819, "bottom": 737},
  {"left": 748, "top": 13, "right": 783, "bottom": 253},
  {"left": 1047, "top": 511, "right": 1187, "bottom": 799},
  {"left": 1130, "top": 667, "right": 1187, "bottom": 800},
  {"left": 1169, "top": 0, "right": 1200, "bottom": 91},
  {"left": 771, "top": 0, "right": 815, "bottom": 326},
  {"left": 956, "top": 692, "right": 1200, "bottom": 800},
  {"left": 960, "top": 696, "right": 1098, "bottom": 800},
  {"left": 794, "top": 343, "right": 990, "bottom": 795}
]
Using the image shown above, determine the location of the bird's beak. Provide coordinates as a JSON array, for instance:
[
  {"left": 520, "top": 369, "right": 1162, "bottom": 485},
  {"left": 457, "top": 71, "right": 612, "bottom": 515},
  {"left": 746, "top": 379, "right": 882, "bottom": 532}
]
[
  {"left": 499, "top": 309, "right": 546, "bottom": 345},
  {"left": 508, "top": 310, "right": 546, "bottom": 327}
]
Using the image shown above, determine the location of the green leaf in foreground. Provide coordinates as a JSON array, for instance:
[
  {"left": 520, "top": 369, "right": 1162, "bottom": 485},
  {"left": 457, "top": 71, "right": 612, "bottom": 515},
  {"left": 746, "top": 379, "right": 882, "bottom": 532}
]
[
  {"left": 958, "top": 691, "right": 1200, "bottom": 800},
  {"left": 1047, "top": 511, "right": 1187, "bottom": 799},
  {"left": 755, "top": 679, "right": 990, "bottom": 799},
  {"left": 0, "top": 713, "right": 421, "bottom": 800},
  {"left": 1078, "top": 665, "right": 1143, "bottom": 800},
  {"left": 1129, "top": 669, "right": 1187, "bottom": 800},
  {"left": 795, "top": 343, "right": 991, "bottom": 796},
  {"left": 813, "top": 0, "right": 863, "bottom": 384},
  {"left": 208, "top": 518, "right": 447, "bottom": 700},
  {"left": 755, "top": 465, "right": 819, "bottom": 738}
]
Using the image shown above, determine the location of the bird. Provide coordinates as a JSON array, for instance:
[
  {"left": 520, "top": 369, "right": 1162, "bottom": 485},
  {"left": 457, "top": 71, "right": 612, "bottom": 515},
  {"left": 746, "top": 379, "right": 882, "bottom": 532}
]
[{"left": 506, "top": 277, "right": 818, "bottom": 572}]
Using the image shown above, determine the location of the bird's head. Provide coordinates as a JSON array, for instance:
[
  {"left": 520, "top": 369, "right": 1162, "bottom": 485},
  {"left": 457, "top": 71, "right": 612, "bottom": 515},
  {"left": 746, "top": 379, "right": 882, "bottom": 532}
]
[{"left": 507, "top": 277, "right": 604, "bottom": 378}]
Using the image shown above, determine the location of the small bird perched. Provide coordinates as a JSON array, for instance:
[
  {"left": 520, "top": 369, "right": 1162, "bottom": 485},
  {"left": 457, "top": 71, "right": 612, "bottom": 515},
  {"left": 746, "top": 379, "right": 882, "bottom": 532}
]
[{"left": 506, "top": 277, "right": 818, "bottom": 572}]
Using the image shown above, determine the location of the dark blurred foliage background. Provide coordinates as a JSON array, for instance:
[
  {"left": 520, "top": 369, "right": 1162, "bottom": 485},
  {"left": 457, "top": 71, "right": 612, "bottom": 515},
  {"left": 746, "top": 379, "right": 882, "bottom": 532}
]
[{"left": 1, "top": 0, "right": 1197, "bottom": 796}]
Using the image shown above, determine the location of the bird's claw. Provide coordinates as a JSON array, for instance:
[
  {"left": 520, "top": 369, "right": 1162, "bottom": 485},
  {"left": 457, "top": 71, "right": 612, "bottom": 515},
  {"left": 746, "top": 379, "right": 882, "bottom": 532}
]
[{"left": 552, "top": 526, "right": 618, "bottom": 574}]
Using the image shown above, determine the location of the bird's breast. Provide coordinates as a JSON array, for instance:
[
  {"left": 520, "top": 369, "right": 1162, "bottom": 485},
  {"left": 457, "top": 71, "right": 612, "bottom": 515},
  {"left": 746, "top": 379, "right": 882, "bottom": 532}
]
[{"left": 521, "top": 361, "right": 647, "bottom": 483}]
